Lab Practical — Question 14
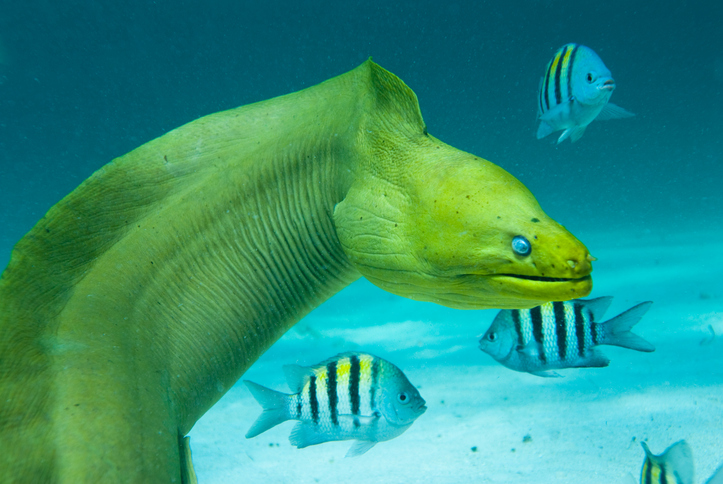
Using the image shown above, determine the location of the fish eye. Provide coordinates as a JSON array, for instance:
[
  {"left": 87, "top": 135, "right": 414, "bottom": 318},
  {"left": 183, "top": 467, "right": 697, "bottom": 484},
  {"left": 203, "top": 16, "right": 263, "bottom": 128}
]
[
  {"left": 586, "top": 73, "right": 594, "bottom": 83},
  {"left": 487, "top": 332, "right": 497, "bottom": 342},
  {"left": 511, "top": 235, "right": 531, "bottom": 256},
  {"left": 397, "top": 392, "right": 410, "bottom": 404}
]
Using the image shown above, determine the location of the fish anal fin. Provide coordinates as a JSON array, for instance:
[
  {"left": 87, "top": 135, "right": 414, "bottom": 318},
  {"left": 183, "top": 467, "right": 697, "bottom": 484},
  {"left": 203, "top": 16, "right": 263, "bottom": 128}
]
[
  {"left": 289, "top": 422, "right": 330, "bottom": 449},
  {"left": 529, "top": 370, "right": 563, "bottom": 378},
  {"left": 346, "top": 440, "right": 378, "bottom": 457},
  {"left": 536, "top": 121, "right": 555, "bottom": 140},
  {"left": 579, "top": 350, "right": 610, "bottom": 368},
  {"left": 565, "top": 126, "right": 587, "bottom": 143}
]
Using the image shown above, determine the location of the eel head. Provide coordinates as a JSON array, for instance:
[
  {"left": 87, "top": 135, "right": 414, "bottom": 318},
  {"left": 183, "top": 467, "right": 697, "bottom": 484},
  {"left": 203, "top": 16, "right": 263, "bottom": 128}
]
[{"left": 334, "top": 137, "right": 593, "bottom": 310}]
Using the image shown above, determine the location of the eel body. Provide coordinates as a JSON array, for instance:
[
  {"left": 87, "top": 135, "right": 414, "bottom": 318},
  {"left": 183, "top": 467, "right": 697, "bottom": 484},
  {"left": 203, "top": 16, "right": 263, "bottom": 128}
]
[{"left": 0, "top": 60, "right": 593, "bottom": 482}]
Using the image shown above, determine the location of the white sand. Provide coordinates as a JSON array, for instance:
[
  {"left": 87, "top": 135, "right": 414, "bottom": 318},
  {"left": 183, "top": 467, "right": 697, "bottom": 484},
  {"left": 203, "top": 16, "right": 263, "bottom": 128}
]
[{"left": 189, "top": 229, "right": 723, "bottom": 483}]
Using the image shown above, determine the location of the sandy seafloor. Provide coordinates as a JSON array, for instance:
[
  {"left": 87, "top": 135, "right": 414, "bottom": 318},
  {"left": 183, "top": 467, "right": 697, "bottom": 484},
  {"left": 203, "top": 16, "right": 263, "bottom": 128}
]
[{"left": 188, "top": 228, "right": 723, "bottom": 484}]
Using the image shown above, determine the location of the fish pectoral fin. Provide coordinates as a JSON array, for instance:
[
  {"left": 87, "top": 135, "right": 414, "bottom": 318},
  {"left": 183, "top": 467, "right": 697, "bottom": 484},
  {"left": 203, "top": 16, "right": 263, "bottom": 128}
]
[
  {"left": 539, "top": 100, "right": 572, "bottom": 122},
  {"left": 337, "top": 414, "right": 381, "bottom": 426},
  {"left": 595, "top": 102, "right": 635, "bottom": 120},
  {"left": 289, "top": 421, "right": 330, "bottom": 449},
  {"left": 516, "top": 342, "right": 543, "bottom": 358},
  {"left": 529, "top": 370, "right": 563, "bottom": 378},
  {"left": 346, "top": 440, "right": 378, "bottom": 458}
]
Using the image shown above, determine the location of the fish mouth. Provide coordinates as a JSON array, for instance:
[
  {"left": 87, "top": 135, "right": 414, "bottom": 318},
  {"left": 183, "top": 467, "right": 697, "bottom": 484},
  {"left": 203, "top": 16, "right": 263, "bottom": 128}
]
[
  {"left": 495, "top": 274, "right": 591, "bottom": 283},
  {"left": 600, "top": 79, "right": 616, "bottom": 91}
]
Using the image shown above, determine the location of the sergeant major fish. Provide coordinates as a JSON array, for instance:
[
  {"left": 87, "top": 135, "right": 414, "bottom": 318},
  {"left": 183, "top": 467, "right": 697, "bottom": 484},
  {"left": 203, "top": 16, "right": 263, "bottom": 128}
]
[
  {"left": 244, "top": 352, "right": 427, "bottom": 457},
  {"left": 537, "top": 43, "right": 634, "bottom": 143},
  {"left": 478, "top": 297, "right": 655, "bottom": 377},
  {"left": 638, "top": 440, "right": 723, "bottom": 484},
  {"left": 641, "top": 440, "right": 695, "bottom": 484}
]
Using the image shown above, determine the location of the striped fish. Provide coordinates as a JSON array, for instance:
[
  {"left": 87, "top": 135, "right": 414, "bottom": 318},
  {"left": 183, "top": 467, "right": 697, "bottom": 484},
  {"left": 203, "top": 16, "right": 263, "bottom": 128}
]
[
  {"left": 641, "top": 440, "right": 694, "bottom": 484},
  {"left": 637, "top": 440, "right": 723, "bottom": 484},
  {"left": 478, "top": 297, "right": 654, "bottom": 377},
  {"left": 537, "top": 43, "right": 634, "bottom": 143},
  {"left": 244, "top": 352, "right": 426, "bottom": 457}
]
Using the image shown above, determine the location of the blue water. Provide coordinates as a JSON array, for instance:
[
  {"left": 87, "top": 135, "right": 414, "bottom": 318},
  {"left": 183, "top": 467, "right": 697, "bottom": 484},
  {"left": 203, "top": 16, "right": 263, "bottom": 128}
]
[{"left": 1, "top": 1, "right": 721, "bottom": 482}]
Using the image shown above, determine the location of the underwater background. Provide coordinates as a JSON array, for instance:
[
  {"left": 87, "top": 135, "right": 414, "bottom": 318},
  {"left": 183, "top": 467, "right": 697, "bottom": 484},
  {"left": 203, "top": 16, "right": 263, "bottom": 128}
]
[{"left": 0, "top": 1, "right": 721, "bottom": 482}]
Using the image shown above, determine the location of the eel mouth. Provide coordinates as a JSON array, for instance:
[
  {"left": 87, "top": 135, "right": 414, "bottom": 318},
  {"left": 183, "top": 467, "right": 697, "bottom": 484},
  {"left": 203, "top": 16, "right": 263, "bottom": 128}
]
[{"left": 496, "top": 274, "right": 591, "bottom": 283}]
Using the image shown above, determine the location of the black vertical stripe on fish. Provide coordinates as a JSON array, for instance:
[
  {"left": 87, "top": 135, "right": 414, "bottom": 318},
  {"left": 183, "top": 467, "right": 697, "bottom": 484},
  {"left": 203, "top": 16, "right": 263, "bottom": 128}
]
[
  {"left": 296, "top": 398, "right": 302, "bottom": 419},
  {"left": 589, "top": 309, "right": 599, "bottom": 345},
  {"left": 660, "top": 466, "right": 668, "bottom": 484},
  {"left": 553, "top": 44, "right": 569, "bottom": 106},
  {"left": 530, "top": 306, "right": 546, "bottom": 363},
  {"left": 543, "top": 60, "right": 552, "bottom": 111},
  {"left": 574, "top": 302, "right": 586, "bottom": 357},
  {"left": 553, "top": 302, "right": 568, "bottom": 360},
  {"left": 643, "top": 460, "right": 652, "bottom": 484},
  {"left": 370, "top": 357, "right": 380, "bottom": 410},
  {"left": 309, "top": 375, "right": 319, "bottom": 424},
  {"left": 327, "top": 361, "right": 338, "bottom": 426},
  {"left": 512, "top": 310, "right": 523, "bottom": 346},
  {"left": 349, "top": 354, "right": 360, "bottom": 416},
  {"left": 566, "top": 44, "right": 579, "bottom": 101}
]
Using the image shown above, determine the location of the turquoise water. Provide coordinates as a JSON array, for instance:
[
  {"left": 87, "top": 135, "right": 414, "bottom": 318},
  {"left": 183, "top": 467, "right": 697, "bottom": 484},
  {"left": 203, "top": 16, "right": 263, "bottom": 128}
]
[{"left": 1, "top": 1, "right": 721, "bottom": 482}]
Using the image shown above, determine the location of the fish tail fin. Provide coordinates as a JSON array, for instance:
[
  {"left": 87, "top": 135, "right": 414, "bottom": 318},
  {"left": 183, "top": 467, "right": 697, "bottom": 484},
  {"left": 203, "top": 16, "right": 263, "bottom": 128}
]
[
  {"left": 244, "top": 380, "right": 292, "bottom": 438},
  {"left": 600, "top": 301, "right": 655, "bottom": 352}
]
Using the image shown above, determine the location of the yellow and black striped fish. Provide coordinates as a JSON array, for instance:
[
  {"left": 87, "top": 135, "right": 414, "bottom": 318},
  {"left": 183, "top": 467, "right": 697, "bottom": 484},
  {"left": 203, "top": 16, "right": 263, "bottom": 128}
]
[
  {"left": 641, "top": 440, "right": 695, "bottom": 484},
  {"left": 479, "top": 296, "right": 654, "bottom": 377},
  {"left": 537, "top": 43, "right": 634, "bottom": 143},
  {"left": 639, "top": 440, "right": 723, "bottom": 484},
  {"left": 244, "top": 352, "right": 426, "bottom": 457}
]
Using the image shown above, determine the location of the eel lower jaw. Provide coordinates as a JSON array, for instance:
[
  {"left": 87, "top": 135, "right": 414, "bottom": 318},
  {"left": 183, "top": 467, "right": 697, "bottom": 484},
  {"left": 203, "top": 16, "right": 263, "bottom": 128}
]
[{"left": 495, "top": 274, "right": 592, "bottom": 283}]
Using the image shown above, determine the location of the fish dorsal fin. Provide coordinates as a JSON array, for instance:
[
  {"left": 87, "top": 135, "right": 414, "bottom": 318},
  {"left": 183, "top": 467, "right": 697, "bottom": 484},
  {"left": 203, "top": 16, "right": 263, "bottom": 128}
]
[
  {"left": 579, "top": 296, "right": 614, "bottom": 321},
  {"left": 661, "top": 440, "right": 694, "bottom": 484},
  {"left": 595, "top": 102, "right": 635, "bottom": 120},
  {"left": 283, "top": 353, "right": 376, "bottom": 392},
  {"left": 642, "top": 441, "right": 695, "bottom": 484},
  {"left": 282, "top": 364, "right": 314, "bottom": 393}
]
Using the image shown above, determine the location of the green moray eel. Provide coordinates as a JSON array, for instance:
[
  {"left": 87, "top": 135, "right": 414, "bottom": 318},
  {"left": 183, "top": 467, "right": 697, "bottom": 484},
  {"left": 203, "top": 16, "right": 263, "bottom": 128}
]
[{"left": 0, "top": 60, "right": 593, "bottom": 482}]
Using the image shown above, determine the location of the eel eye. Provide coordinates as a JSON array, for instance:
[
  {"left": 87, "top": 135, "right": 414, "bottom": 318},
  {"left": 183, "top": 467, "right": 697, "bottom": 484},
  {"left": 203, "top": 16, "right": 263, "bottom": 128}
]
[
  {"left": 511, "top": 235, "right": 531, "bottom": 256},
  {"left": 397, "top": 392, "right": 410, "bottom": 404}
]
